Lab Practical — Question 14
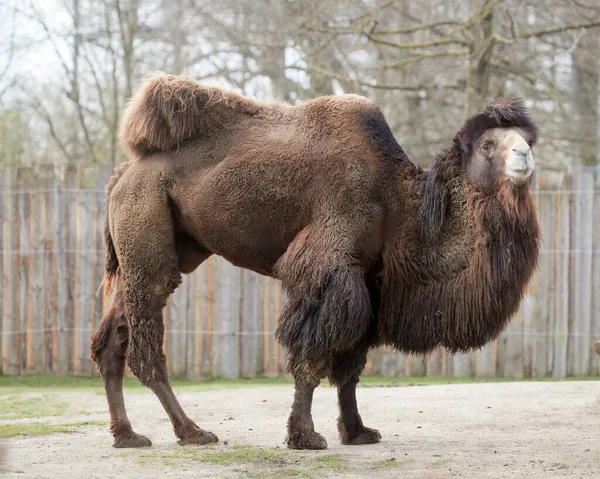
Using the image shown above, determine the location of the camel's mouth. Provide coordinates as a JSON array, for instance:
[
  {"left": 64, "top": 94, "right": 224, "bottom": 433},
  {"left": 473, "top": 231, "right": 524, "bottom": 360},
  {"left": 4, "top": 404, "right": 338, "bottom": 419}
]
[{"left": 506, "top": 166, "right": 533, "bottom": 182}]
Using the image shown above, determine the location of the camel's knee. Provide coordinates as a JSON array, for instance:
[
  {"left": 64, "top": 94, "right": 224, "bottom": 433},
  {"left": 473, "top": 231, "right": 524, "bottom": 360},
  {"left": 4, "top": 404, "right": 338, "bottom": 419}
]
[
  {"left": 127, "top": 347, "right": 167, "bottom": 386},
  {"left": 122, "top": 289, "right": 170, "bottom": 386},
  {"left": 328, "top": 342, "right": 370, "bottom": 386}
]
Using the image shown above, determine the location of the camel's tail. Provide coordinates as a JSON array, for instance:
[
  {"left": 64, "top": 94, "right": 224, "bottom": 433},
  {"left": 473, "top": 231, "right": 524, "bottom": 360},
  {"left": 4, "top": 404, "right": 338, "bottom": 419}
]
[
  {"left": 101, "top": 161, "right": 131, "bottom": 302},
  {"left": 120, "top": 72, "right": 260, "bottom": 157}
]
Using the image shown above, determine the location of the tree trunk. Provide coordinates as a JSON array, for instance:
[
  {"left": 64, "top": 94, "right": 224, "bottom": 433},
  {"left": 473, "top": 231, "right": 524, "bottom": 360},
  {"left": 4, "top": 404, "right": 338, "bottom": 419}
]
[{"left": 572, "top": 32, "right": 599, "bottom": 167}]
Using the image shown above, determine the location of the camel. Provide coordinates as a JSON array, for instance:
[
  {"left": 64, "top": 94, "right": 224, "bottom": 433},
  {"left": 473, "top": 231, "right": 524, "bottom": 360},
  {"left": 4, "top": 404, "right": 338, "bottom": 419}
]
[{"left": 90, "top": 72, "right": 540, "bottom": 450}]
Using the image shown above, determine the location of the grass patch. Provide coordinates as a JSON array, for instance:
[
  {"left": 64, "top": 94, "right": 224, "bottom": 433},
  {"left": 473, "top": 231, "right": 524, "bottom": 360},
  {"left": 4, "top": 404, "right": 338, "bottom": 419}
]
[
  {"left": 0, "top": 374, "right": 598, "bottom": 393},
  {"left": 141, "top": 444, "right": 287, "bottom": 466},
  {"left": 358, "top": 375, "right": 600, "bottom": 388},
  {"left": 0, "top": 420, "right": 105, "bottom": 438},
  {"left": 0, "top": 395, "right": 69, "bottom": 420},
  {"left": 249, "top": 469, "right": 307, "bottom": 478},
  {"left": 0, "top": 375, "right": 294, "bottom": 393},
  {"left": 307, "top": 454, "right": 348, "bottom": 472},
  {"left": 140, "top": 445, "right": 348, "bottom": 476},
  {"left": 372, "top": 458, "right": 409, "bottom": 469}
]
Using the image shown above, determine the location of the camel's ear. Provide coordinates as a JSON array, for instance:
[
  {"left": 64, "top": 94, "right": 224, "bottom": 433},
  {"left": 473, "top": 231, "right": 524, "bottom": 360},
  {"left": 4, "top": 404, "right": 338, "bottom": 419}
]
[{"left": 420, "top": 167, "right": 448, "bottom": 238}]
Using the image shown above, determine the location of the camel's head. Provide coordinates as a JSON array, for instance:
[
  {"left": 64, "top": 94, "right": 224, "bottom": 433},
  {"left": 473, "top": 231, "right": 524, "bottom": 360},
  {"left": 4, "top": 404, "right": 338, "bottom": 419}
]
[
  {"left": 455, "top": 97, "right": 538, "bottom": 192},
  {"left": 421, "top": 98, "right": 538, "bottom": 237}
]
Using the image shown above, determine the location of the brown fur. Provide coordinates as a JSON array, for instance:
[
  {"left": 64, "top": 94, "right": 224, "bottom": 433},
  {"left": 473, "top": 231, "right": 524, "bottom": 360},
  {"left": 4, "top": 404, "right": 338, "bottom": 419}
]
[
  {"left": 92, "top": 74, "right": 540, "bottom": 451},
  {"left": 120, "top": 72, "right": 260, "bottom": 157}
]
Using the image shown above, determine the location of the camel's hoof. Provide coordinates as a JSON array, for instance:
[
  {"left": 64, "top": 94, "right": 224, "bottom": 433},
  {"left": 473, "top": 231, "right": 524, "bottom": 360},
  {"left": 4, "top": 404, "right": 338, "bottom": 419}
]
[
  {"left": 178, "top": 429, "right": 219, "bottom": 446},
  {"left": 113, "top": 432, "right": 152, "bottom": 448},
  {"left": 286, "top": 431, "right": 328, "bottom": 450},
  {"left": 340, "top": 426, "right": 381, "bottom": 445}
]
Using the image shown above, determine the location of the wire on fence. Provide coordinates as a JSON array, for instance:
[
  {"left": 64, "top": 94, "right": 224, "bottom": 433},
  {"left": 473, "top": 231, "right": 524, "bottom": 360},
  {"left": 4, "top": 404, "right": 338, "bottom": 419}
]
[{"left": 0, "top": 328, "right": 598, "bottom": 338}]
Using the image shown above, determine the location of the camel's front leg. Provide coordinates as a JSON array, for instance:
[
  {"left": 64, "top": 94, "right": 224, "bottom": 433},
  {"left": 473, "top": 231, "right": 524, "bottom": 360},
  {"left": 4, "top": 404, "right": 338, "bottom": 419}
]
[{"left": 286, "top": 374, "right": 327, "bottom": 450}]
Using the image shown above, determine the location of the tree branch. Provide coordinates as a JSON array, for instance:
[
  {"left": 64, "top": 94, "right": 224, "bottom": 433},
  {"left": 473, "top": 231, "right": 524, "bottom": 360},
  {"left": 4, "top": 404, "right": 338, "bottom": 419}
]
[{"left": 295, "top": 64, "right": 460, "bottom": 92}]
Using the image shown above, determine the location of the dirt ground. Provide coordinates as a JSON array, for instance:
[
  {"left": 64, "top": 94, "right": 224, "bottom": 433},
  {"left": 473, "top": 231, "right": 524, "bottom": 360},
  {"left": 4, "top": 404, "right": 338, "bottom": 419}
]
[{"left": 1, "top": 381, "right": 599, "bottom": 478}]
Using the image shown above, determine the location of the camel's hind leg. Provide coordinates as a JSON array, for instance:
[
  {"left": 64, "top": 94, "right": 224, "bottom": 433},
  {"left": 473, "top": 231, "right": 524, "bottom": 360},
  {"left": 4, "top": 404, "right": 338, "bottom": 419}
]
[
  {"left": 90, "top": 288, "right": 151, "bottom": 448},
  {"left": 113, "top": 187, "right": 217, "bottom": 446}
]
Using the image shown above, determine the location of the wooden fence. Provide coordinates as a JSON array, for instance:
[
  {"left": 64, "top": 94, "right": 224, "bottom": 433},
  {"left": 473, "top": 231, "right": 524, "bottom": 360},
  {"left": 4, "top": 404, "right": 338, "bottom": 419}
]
[{"left": 1, "top": 165, "right": 599, "bottom": 378}]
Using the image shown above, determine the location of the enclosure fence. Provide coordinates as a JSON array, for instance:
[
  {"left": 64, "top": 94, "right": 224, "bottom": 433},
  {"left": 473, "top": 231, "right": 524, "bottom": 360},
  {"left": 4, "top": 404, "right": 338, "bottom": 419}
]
[{"left": 1, "top": 164, "right": 599, "bottom": 378}]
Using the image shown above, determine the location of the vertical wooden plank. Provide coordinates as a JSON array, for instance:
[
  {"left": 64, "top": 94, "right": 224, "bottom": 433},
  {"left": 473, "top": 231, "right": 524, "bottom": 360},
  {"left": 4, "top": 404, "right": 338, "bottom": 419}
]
[
  {"left": 274, "top": 281, "right": 283, "bottom": 375},
  {"left": 407, "top": 352, "right": 426, "bottom": 377},
  {"left": 568, "top": 172, "right": 594, "bottom": 376},
  {"left": 2, "top": 168, "right": 19, "bottom": 374},
  {"left": 80, "top": 172, "right": 96, "bottom": 375},
  {"left": 54, "top": 173, "right": 69, "bottom": 374},
  {"left": 267, "top": 277, "right": 278, "bottom": 376},
  {"left": 476, "top": 340, "right": 498, "bottom": 377},
  {"left": 452, "top": 353, "right": 471, "bottom": 377},
  {"left": 0, "top": 168, "right": 4, "bottom": 375},
  {"left": 37, "top": 166, "right": 55, "bottom": 373},
  {"left": 194, "top": 265, "right": 204, "bottom": 379},
  {"left": 167, "top": 272, "right": 186, "bottom": 377},
  {"left": 426, "top": 348, "right": 443, "bottom": 377},
  {"left": 30, "top": 171, "right": 46, "bottom": 373},
  {"left": 185, "top": 272, "right": 196, "bottom": 379},
  {"left": 254, "top": 272, "right": 266, "bottom": 376},
  {"left": 206, "top": 257, "right": 214, "bottom": 377},
  {"left": 17, "top": 168, "right": 31, "bottom": 374},
  {"left": 240, "top": 269, "right": 259, "bottom": 378},
  {"left": 395, "top": 352, "right": 407, "bottom": 377},
  {"left": 368, "top": 347, "right": 386, "bottom": 375},
  {"left": 381, "top": 347, "right": 397, "bottom": 377},
  {"left": 521, "top": 285, "right": 536, "bottom": 378},
  {"left": 163, "top": 294, "right": 171, "bottom": 375},
  {"left": 552, "top": 174, "right": 570, "bottom": 377},
  {"left": 89, "top": 168, "right": 110, "bottom": 375},
  {"left": 590, "top": 175, "right": 600, "bottom": 376},
  {"left": 73, "top": 173, "right": 82, "bottom": 376},
  {"left": 532, "top": 173, "right": 555, "bottom": 377},
  {"left": 499, "top": 297, "right": 525, "bottom": 378},
  {"left": 65, "top": 165, "right": 77, "bottom": 374},
  {"left": 211, "top": 258, "right": 224, "bottom": 378},
  {"left": 263, "top": 277, "right": 271, "bottom": 376},
  {"left": 217, "top": 260, "right": 241, "bottom": 378}
]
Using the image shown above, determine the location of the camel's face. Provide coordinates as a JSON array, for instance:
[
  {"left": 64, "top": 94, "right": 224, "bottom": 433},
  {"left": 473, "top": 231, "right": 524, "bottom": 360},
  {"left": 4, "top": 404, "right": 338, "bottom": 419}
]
[{"left": 467, "top": 126, "right": 535, "bottom": 190}]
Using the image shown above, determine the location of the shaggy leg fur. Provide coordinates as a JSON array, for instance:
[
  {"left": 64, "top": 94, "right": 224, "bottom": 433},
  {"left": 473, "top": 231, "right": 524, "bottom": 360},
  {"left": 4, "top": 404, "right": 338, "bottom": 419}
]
[
  {"left": 90, "top": 291, "right": 151, "bottom": 448},
  {"left": 113, "top": 184, "right": 217, "bottom": 447},
  {"left": 285, "top": 352, "right": 328, "bottom": 450},
  {"left": 285, "top": 377, "right": 327, "bottom": 450},
  {"left": 275, "top": 227, "right": 371, "bottom": 359},
  {"left": 330, "top": 344, "right": 381, "bottom": 445}
]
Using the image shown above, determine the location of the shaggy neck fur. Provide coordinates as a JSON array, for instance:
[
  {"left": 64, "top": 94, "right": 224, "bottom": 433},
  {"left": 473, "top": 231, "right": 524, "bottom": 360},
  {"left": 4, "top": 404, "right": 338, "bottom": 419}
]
[{"left": 380, "top": 143, "right": 540, "bottom": 354}]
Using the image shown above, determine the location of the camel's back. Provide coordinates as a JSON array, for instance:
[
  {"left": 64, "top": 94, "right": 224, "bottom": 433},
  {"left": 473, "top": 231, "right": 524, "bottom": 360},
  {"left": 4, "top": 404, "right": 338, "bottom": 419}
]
[{"left": 158, "top": 93, "right": 408, "bottom": 274}]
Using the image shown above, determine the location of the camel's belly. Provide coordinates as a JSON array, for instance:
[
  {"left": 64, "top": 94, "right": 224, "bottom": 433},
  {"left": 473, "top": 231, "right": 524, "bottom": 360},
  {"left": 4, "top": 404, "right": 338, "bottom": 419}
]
[{"left": 170, "top": 170, "right": 307, "bottom": 275}]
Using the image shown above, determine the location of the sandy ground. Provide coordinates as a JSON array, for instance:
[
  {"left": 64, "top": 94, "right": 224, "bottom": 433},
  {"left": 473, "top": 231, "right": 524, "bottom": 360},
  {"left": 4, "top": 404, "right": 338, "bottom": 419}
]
[{"left": 1, "top": 381, "right": 599, "bottom": 478}]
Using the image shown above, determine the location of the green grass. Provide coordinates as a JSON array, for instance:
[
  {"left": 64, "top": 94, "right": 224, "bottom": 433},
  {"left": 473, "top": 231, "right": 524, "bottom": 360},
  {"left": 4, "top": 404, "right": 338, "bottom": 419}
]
[
  {"left": 0, "top": 374, "right": 597, "bottom": 393},
  {"left": 0, "top": 394, "right": 69, "bottom": 420},
  {"left": 140, "top": 445, "right": 348, "bottom": 476},
  {"left": 308, "top": 454, "right": 348, "bottom": 472},
  {"left": 140, "top": 444, "right": 287, "bottom": 466},
  {"left": 372, "top": 458, "right": 409, "bottom": 469},
  {"left": 0, "top": 420, "right": 105, "bottom": 438},
  {"left": 0, "top": 375, "right": 294, "bottom": 393}
]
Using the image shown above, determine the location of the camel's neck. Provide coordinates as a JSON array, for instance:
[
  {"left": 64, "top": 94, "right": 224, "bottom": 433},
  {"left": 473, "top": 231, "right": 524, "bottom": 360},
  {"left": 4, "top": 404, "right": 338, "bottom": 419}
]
[{"left": 379, "top": 172, "right": 540, "bottom": 354}]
